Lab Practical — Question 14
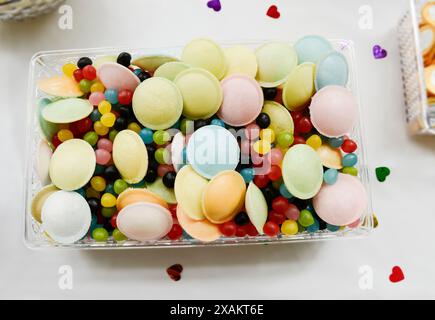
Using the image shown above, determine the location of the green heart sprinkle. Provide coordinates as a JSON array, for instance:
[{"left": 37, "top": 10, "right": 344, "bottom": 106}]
[{"left": 375, "top": 167, "right": 390, "bottom": 182}]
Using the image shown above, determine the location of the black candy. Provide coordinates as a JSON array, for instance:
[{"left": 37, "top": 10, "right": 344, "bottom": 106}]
[
  {"left": 87, "top": 198, "right": 99, "bottom": 214},
  {"left": 117, "top": 52, "right": 132, "bottom": 68},
  {"left": 262, "top": 87, "right": 278, "bottom": 100},
  {"left": 162, "top": 172, "right": 176, "bottom": 188},
  {"left": 77, "top": 57, "right": 92, "bottom": 69},
  {"left": 114, "top": 117, "right": 128, "bottom": 131},
  {"left": 104, "top": 165, "right": 120, "bottom": 182},
  {"left": 144, "top": 168, "right": 158, "bottom": 183},
  {"left": 256, "top": 113, "right": 271, "bottom": 129},
  {"left": 234, "top": 212, "right": 250, "bottom": 226}
]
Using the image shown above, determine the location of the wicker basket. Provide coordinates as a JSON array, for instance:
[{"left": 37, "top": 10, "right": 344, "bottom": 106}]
[{"left": 0, "top": 0, "right": 64, "bottom": 20}]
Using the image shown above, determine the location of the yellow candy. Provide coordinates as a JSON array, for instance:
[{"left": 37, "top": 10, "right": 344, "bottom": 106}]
[
  {"left": 94, "top": 121, "right": 109, "bottom": 136},
  {"left": 101, "top": 193, "right": 117, "bottom": 207},
  {"left": 98, "top": 100, "right": 112, "bottom": 114},
  {"left": 127, "top": 122, "right": 141, "bottom": 133},
  {"left": 86, "top": 187, "right": 100, "bottom": 199},
  {"left": 281, "top": 220, "right": 298, "bottom": 235},
  {"left": 62, "top": 63, "right": 77, "bottom": 77},
  {"left": 101, "top": 112, "right": 116, "bottom": 128},
  {"left": 253, "top": 140, "right": 271, "bottom": 155},
  {"left": 90, "top": 82, "right": 105, "bottom": 93},
  {"left": 57, "top": 129, "right": 74, "bottom": 142},
  {"left": 259, "top": 128, "right": 275, "bottom": 143},
  {"left": 306, "top": 134, "right": 322, "bottom": 150},
  {"left": 90, "top": 176, "right": 106, "bottom": 192}
]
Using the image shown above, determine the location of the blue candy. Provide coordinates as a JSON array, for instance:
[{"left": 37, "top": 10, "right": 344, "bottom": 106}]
[
  {"left": 90, "top": 109, "right": 102, "bottom": 122},
  {"left": 105, "top": 89, "right": 119, "bottom": 104},
  {"left": 342, "top": 153, "right": 358, "bottom": 167},
  {"left": 211, "top": 118, "right": 226, "bottom": 128},
  {"left": 307, "top": 219, "right": 320, "bottom": 233},
  {"left": 323, "top": 168, "right": 338, "bottom": 185},
  {"left": 279, "top": 183, "right": 293, "bottom": 199},
  {"left": 329, "top": 136, "right": 344, "bottom": 148},
  {"left": 326, "top": 224, "right": 340, "bottom": 232},
  {"left": 75, "top": 188, "right": 86, "bottom": 198},
  {"left": 105, "top": 183, "right": 116, "bottom": 195},
  {"left": 240, "top": 167, "right": 255, "bottom": 183},
  {"left": 139, "top": 128, "right": 154, "bottom": 144},
  {"left": 94, "top": 164, "right": 105, "bottom": 175},
  {"left": 131, "top": 179, "right": 146, "bottom": 188}
]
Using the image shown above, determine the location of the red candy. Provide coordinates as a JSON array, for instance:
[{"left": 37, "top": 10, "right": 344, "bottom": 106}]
[
  {"left": 296, "top": 116, "right": 312, "bottom": 134},
  {"left": 235, "top": 225, "right": 248, "bottom": 237},
  {"left": 73, "top": 69, "right": 84, "bottom": 82},
  {"left": 70, "top": 117, "right": 92, "bottom": 135},
  {"left": 267, "top": 165, "right": 282, "bottom": 181},
  {"left": 253, "top": 174, "right": 270, "bottom": 188},
  {"left": 268, "top": 211, "right": 286, "bottom": 225},
  {"left": 157, "top": 164, "right": 175, "bottom": 177},
  {"left": 284, "top": 203, "right": 300, "bottom": 221},
  {"left": 219, "top": 221, "right": 237, "bottom": 237},
  {"left": 82, "top": 65, "right": 97, "bottom": 81},
  {"left": 118, "top": 89, "right": 133, "bottom": 105},
  {"left": 292, "top": 136, "right": 306, "bottom": 146},
  {"left": 290, "top": 111, "right": 304, "bottom": 123},
  {"left": 167, "top": 224, "right": 183, "bottom": 240},
  {"left": 263, "top": 221, "right": 280, "bottom": 237},
  {"left": 341, "top": 139, "right": 357, "bottom": 153},
  {"left": 169, "top": 204, "right": 177, "bottom": 218},
  {"left": 110, "top": 213, "right": 118, "bottom": 228},
  {"left": 246, "top": 223, "right": 259, "bottom": 236},
  {"left": 52, "top": 134, "right": 62, "bottom": 148},
  {"left": 272, "top": 196, "right": 289, "bottom": 214}
]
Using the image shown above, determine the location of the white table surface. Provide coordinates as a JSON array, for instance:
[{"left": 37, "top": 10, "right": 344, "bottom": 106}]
[{"left": 1, "top": 0, "right": 434, "bottom": 300}]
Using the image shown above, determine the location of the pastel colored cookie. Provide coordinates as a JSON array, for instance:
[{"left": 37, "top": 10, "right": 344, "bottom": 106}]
[
  {"left": 218, "top": 74, "right": 264, "bottom": 127},
  {"left": 315, "top": 52, "right": 349, "bottom": 90},
  {"left": 31, "top": 184, "right": 59, "bottom": 223},
  {"left": 313, "top": 173, "right": 367, "bottom": 226},
  {"left": 116, "top": 202, "right": 173, "bottom": 241},
  {"left": 294, "top": 35, "right": 333, "bottom": 64},
  {"left": 282, "top": 144, "right": 323, "bottom": 200},
  {"left": 132, "top": 77, "right": 183, "bottom": 130},
  {"left": 224, "top": 45, "right": 258, "bottom": 78},
  {"left": 116, "top": 188, "right": 168, "bottom": 211},
  {"left": 37, "top": 140, "right": 53, "bottom": 186},
  {"left": 310, "top": 85, "right": 358, "bottom": 138},
  {"left": 174, "top": 68, "right": 223, "bottom": 120},
  {"left": 261, "top": 101, "right": 294, "bottom": 135},
  {"left": 154, "top": 62, "right": 190, "bottom": 81},
  {"left": 282, "top": 63, "right": 315, "bottom": 111},
  {"left": 132, "top": 55, "right": 178, "bottom": 72},
  {"left": 41, "top": 190, "right": 91, "bottom": 244},
  {"left": 93, "top": 55, "right": 117, "bottom": 69},
  {"left": 49, "top": 139, "right": 96, "bottom": 191},
  {"left": 176, "top": 205, "right": 222, "bottom": 242},
  {"left": 174, "top": 165, "right": 208, "bottom": 221},
  {"left": 37, "top": 98, "right": 58, "bottom": 141},
  {"left": 181, "top": 38, "right": 227, "bottom": 80},
  {"left": 112, "top": 130, "right": 148, "bottom": 184},
  {"left": 97, "top": 62, "right": 140, "bottom": 91},
  {"left": 37, "top": 76, "right": 83, "bottom": 98},
  {"left": 42, "top": 98, "right": 93, "bottom": 124},
  {"left": 255, "top": 42, "right": 298, "bottom": 87},
  {"left": 316, "top": 145, "right": 343, "bottom": 169},
  {"left": 146, "top": 177, "right": 177, "bottom": 204},
  {"left": 202, "top": 171, "right": 246, "bottom": 224},
  {"left": 245, "top": 182, "right": 268, "bottom": 234}
]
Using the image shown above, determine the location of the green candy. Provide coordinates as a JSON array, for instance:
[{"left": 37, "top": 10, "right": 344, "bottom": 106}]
[
  {"left": 101, "top": 207, "right": 116, "bottom": 218},
  {"left": 109, "top": 129, "right": 119, "bottom": 141},
  {"left": 114, "top": 179, "right": 129, "bottom": 194},
  {"left": 342, "top": 166, "right": 358, "bottom": 176},
  {"left": 155, "top": 148, "right": 169, "bottom": 164},
  {"left": 276, "top": 131, "right": 294, "bottom": 148},
  {"left": 298, "top": 209, "right": 314, "bottom": 227},
  {"left": 79, "top": 79, "right": 91, "bottom": 93},
  {"left": 153, "top": 130, "right": 171, "bottom": 145},
  {"left": 83, "top": 131, "right": 99, "bottom": 146},
  {"left": 112, "top": 228, "right": 127, "bottom": 242},
  {"left": 92, "top": 227, "right": 109, "bottom": 242}
]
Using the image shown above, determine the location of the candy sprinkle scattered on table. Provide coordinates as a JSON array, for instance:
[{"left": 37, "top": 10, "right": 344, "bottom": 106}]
[
  {"left": 167, "top": 264, "right": 183, "bottom": 281},
  {"left": 373, "top": 45, "right": 388, "bottom": 59},
  {"left": 375, "top": 167, "right": 391, "bottom": 182},
  {"left": 266, "top": 5, "right": 280, "bottom": 19},
  {"left": 389, "top": 266, "right": 405, "bottom": 283},
  {"left": 207, "top": 0, "right": 221, "bottom": 12}
]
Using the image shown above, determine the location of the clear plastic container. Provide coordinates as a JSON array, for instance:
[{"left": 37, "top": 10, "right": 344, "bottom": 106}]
[{"left": 24, "top": 40, "right": 374, "bottom": 249}]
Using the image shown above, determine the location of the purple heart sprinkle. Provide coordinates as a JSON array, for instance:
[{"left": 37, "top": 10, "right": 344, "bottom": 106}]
[
  {"left": 207, "top": 0, "right": 221, "bottom": 12},
  {"left": 373, "top": 45, "right": 388, "bottom": 59}
]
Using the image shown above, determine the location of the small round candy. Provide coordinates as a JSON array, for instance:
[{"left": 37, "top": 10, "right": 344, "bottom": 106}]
[
  {"left": 62, "top": 63, "right": 77, "bottom": 78},
  {"left": 245, "top": 123, "right": 260, "bottom": 141},
  {"left": 92, "top": 227, "right": 109, "bottom": 242},
  {"left": 240, "top": 167, "right": 255, "bottom": 183},
  {"left": 306, "top": 134, "right": 322, "bottom": 150},
  {"left": 90, "top": 82, "right": 105, "bottom": 93},
  {"left": 167, "top": 224, "right": 183, "bottom": 240},
  {"left": 253, "top": 174, "right": 269, "bottom": 189},
  {"left": 263, "top": 87, "right": 277, "bottom": 100},
  {"left": 236, "top": 225, "right": 248, "bottom": 237},
  {"left": 109, "top": 129, "right": 118, "bottom": 141},
  {"left": 117, "top": 52, "right": 132, "bottom": 67},
  {"left": 268, "top": 165, "right": 282, "bottom": 181},
  {"left": 78, "top": 57, "right": 92, "bottom": 69},
  {"left": 162, "top": 171, "right": 176, "bottom": 188},
  {"left": 101, "top": 193, "right": 117, "bottom": 208},
  {"left": 157, "top": 164, "right": 174, "bottom": 177},
  {"left": 284, "top": 203, "right": 300, "bottom": 220},
  {"left": 342, "top": 167, "right": 358, "bottom": 176},
  {"left": 342, "top": 153, "right": 358, "bottom": 167},
  {"left": 272, "top": 196, "right": 290, "bottom": 214},
  {"left": 219, "top": 221, "right": 237, "bottom": 237},
  {"left": 94, "top": 121, "right": 109, "bottom": 136},
  {"left": 279, "top": 183, "right": 293, "bottom": 199},
  {"left": 211, "top": 118, "right": 225, "bottom": 127},
  {"left": 281, "top": 220, "right": 298, "bottom": 235},
  {"left": 114, "top": 179, "right": 129, "bottom": 194},
  {"left": 256, "top": 113, "right": 271, "bottom": 129},
  {"left": 98, "top": 100, "right": 112, "bottom": 114},
  {"left": 118, "top": 89, "right": 133, "bottom": 105},
  {"left": 324, "top": 168, "right": 339, "bottom": 185},
  {"left": 341, "top": 139, "right": 357, "bottom": 153},
  {"left": 144, "top": 168, "right": 158, "bottom": 183},
  {"left": 105, "top": 89, "right": 119, "bottom": 104},
  {"left": 276, "top": 131, "right": 294, "bottom": 148},
  {"left": 329, "top": 137, "right": 344, "bottom": 148},
  {"left": 79, "top": 79, "right": 91, "bottom": 93},
  {"left": 90, "top": 109, "right": 102, "bottom": 122},
  {"left": 83, "top": 131, "right": 98, "bottom": 146},
  {"left": 90, "top": 176, "right": 106, "bottom": 192},
  {"left": 295, "top": 116, "right": 313, "bottom": 134},
  {"left": 95, "top": 149, "right": 111, "bottom": 165},
  {"left": 101, "top": 112, "right": 116, "bottom": 128},
  {"left": 155, "top": 148, "right": 170, "bottom": 164},
  {"left": 327, "top": 224, "right": 340, "bottom": 232},
  {"left": 298, "top": 209, "right": 314, "bottom": 227},
  {"left": 89, "top": 92, "right": 105, "bottom": 106},
  {"left": 268, "top": 211, "right": 286, "bottom": 225},
  {"left": 253, "top": 140, "right": 271, "bottom": 155},
  {"left": 101, "top": 206, "right": 116, "bottom": 218},
  {"left": 82, "top": 65, "right": 97, "bottom": 80},
  {"left": 73, "top": 69, "right": 83, "bottom": 82},
  {"left": 127, "top": 122, "right": 141, "bottom": 134},
  {"left": 114, "top": 117, "right": 128, "bottom": 131},
  {"left": 57, "top": 129, "right": 73, "bottom": 142},
  {"left": 105, "top": 183, "right": 116, "bottom": 195},
  {"left": 139, "top": 128, "right": 154, "bottom": 144},
  {"left": 269, "top": 148, "right": 283, "bottom": 165},
  {"left": 153, "top": 130, "right": 171, "bottom": 145},
  {"left": 259, "top": 128, "right": 275, "bottom": 143},
  {"left": 263, "top": 221, "right": 280, "bottom": 237},
  {"left": 97, "top": 138, "right": 113, "bottom": 152},
  {"left": 112, "top": 228, "right": 127, "bottom": 241},
  {"left": 307, "top": 219, "right": 320, "bottom": 233}
]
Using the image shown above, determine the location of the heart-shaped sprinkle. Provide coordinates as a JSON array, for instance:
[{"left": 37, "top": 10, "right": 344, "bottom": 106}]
[
  {"left": 267, "top": 5, "right": 280, "bottom": 19},
  {"left": 389, "top": 266, "right": 405, "bottom": 283},
  {"left": 207, "top": 0, "right": 221, "bottom": 12},
  {"left": 375, "top": 167, "right": 390, "bottom": 182},
  {"left": 166, "top": 264, "right": 183, "bottom": 281},
  {"left": 373, "top": 45, "right": 388, "bottom": 59}
]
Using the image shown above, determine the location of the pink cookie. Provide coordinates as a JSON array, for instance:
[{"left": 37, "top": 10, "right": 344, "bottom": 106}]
[
  {"left": 97, "top": 62, "right": 140, "bottom": 92},
  {"left": 217, "top": 74, "right": 264, "bottom": 127},
  {"left": 313, "top": 173, "right": 367, "bottom": 226},
  {"left": 309, "top": 85, "right": 358, "bottom": 138}
]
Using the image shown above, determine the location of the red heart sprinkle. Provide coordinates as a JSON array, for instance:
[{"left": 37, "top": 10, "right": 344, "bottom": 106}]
[
  {"left": 267, "top": 5, "right": 280, "bottom": 19},
  {"left": 166, "top": 264, "right": 183, "bottom": 281},
  {"left": 389, "top": 266, "right": 405, "bottom": 283}
]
